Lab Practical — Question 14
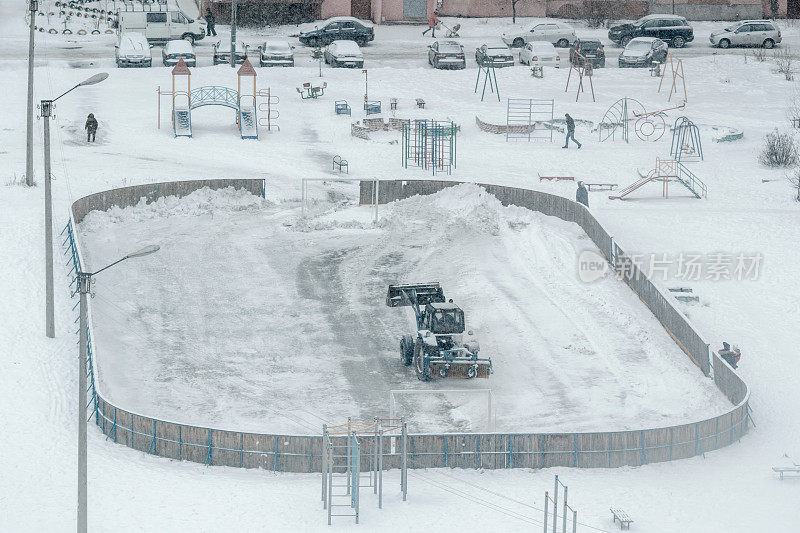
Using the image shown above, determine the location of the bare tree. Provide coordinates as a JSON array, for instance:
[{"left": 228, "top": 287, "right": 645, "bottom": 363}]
[
  {"left": 760, "top": 129, "right": 798, "bottom": 168},
  {"left": 788, "top": 166, "right": 800, "bottom": 202},
  {"left": 774, "top": 47, "right": 795, "bottom": 81}
]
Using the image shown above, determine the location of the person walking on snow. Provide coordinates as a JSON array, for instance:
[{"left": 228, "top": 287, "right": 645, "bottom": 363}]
[
  {"left": 84, "top": 113, "right": 98, "bottom": 143},
  {"left": 422, "top": 10, "right": 440, "bottom": 38},
  {"left": 576, "top": 181, "right": 589, "bottom": 208},
  {"left": 205, "top": 8, "right": 216, "bottom": 37},
  {"left": 563, "top": 113, "right": 581, "bottom": 149}
]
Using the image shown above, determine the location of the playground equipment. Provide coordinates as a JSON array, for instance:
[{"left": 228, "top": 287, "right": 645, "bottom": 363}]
[
  {"left": 322, "top": 418, "right": 408, "bottom": 525},
  {"left": 670, "top": 116, "right": 703, "bottom": 162},
  {"left": 332, "top": 155, "right": 349, "bottom": 174},
  {"left": 160, "top": 58, "right": 272, "bottom": 139},
  {"left": 610, "top": 158, "right": 707, "bottom": 200},
  {"left": 335, "top": 100, "right": 351, "bottom": 115},
  {"left": 237, "top": 60, "right": 258, "bottom": 139},
  {"left": 506, "top": 98, "right": 554, "bottom": 142},
  {"left": 598, "top": 98, "right": 646, "bottom": 142},
  {"left": 365, "top": 100, "right": 382, "bottom": 115},
  {"left": 386, "top": 283, "right": 492, "bottom": 381},
  {"left": 599, "top": 98, "right": 685, "bottom": 143},
  {"left": 475, "top": 61, "right": 500, "bottom": 102},
  {"left": 401, "top": 120, "right": 457, "bottom": 175},
  {"left": 565, "top": 51, "right": 595, "bottom": 102},
  {"left": 256, "top": 87, "right": 280, "bottom": 132},
  {"left": 298, "top": 82, "right": 327, "bottom": 99},
  {"left": 658, "top": 54, "right": 687, "bottom": 103},
  {"left": 544, "top": 475, "right": 579, "bottom": 533}
]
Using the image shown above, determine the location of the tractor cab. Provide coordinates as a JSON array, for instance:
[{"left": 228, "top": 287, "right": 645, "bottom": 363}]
[{"left": 423, "top": 302, "right": 465, "bottom": 335}]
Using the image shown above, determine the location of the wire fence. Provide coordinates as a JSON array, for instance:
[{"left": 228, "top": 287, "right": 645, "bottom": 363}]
[{"left": 62, "top": 178, "right": 751, "bottom": 473}]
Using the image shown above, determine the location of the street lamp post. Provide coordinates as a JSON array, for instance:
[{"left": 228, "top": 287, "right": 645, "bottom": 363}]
[
  {"left": 76, "top": 244, "right": 159, "bottom": 533},
  {"left": 42, "top": 72, "right": 108, "bottom": 339},
  {"left": 26, "top": 0, "right": 38, "bottom": 186},
  {"left": 230, "top": 0, "right": 238, "bottom": 68}
]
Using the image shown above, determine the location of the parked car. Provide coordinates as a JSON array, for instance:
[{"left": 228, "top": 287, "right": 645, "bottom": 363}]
[
  {"left": 213, "top": 40, "right": 249, "bottom": 65},
  {"left": 162, "top": 39, "right": 196, "bottom": 67},
  {"left": 618, "top": 37, "right": 668, "bottom": 68},
  {"left": 474, "top": 43, "right": 514, "bottom": 67},
  {"left": 501, "top": 21, "right": 575, "bottom": 48},
  {"left": 569, "top": 38, "right": 605, "bottom": 68},
  {"left": 519, "top": 41, "right": 561, "bottom": 68},
  {"left": 117, "top": 9, "right": 205, "bottom": 44},
  {"left": 608, "top": 14, "right": 693, "bottom": 48},
  {"left": 324, "top": 40, "right": 364, "bottom": 68},
  {"left": 298, "top": 16, "right": 374, "bottom": 47},
  {"left": 428, "top": 40, "right": 466, "bottom": 70},
  {"left": 259, "top": 39, "right": 294, "bottom": 67},
  {"left": 710, "top": 20, "right": 781, "bottom": 49},
  {"left": 115, "top": 32, "right": 152, "bottom": 68}
]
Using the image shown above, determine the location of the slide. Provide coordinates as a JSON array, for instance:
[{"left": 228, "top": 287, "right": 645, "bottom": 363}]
[
  {"left": 173, "top": 108, "right": 192, "bottom": 138},
  {"left": 239, "top": 107, "right": 258, "bottom": 140}
]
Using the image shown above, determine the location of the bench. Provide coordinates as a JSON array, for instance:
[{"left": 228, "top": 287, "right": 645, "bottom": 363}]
[
  {"left": 773, "top": 466, "right": 800, "bottom": 480},
  {"left": 538, "top": 173, "right": 574, "bottom": 182},
  {"left": 332, "top": 155, "right": 348, "bottom": 174},
  {"left": 416, "top": 98, "right": 425, "bottom": 109},
  {"left": 610, "top": 508, "right": 633, "bottom": 530},
  {"left": 390, "top": 98, "right": 398, "bottom": 110},
  {"left": 585, "top": 183, "right": 617, "bottom": 191},
  {"left": 334, "top": 100, "right": 351, "bottom": 116},
  {"left": 365, "top": 100, "right": 381, "bottom": 115}
]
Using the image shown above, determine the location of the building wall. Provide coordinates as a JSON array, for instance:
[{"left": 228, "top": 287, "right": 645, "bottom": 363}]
[
  {"left": 649, "top": 0, "right": 764, "bottom": 21},
  {"left": 439, "top": 0, "right": 547, "bottom": 18},
  {"left": 321, "top": 0, "right": 352, "bottom": 18}
]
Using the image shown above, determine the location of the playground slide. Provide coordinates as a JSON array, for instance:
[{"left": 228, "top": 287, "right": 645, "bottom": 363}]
[
  {"left": 174, "top": 108, "right": 192, "bottom": 138},
  {"left": 239, "top": 108, "right": 258, "bottom": 140}
]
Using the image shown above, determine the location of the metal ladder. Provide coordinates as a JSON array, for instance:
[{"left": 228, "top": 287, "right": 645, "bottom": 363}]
[{"left": 324, "top": 432, "right": 360, "bottom": 524}]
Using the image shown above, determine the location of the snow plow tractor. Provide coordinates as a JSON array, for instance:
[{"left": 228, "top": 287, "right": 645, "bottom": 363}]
[{"left": 386, "top": 283, "right": 493, "bottom": 381}]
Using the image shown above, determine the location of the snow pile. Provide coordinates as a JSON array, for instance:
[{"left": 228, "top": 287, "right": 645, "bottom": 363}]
[{"left": 80, "top": 186, "right": 268, "bottom": 231}]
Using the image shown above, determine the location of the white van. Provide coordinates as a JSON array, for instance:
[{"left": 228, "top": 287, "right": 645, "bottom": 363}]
[{"left": 118, "top": 10, "right": 206, "bottom": 44}]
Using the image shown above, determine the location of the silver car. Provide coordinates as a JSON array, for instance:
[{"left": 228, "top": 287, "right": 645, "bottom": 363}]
[
  {"left": 501, "top": 21, "right": 576, "bottom": 48},
  {"left": 710, "top": 20, "right": 781, "bottom": 49}
]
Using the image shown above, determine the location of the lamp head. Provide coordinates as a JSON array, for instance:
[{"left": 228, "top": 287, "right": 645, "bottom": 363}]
[
  {"left": 125, "top": 245, "right": 160, "bottom": 259},
  {"left": 79, "top": 73, "right": 109, "bottom": 86}
]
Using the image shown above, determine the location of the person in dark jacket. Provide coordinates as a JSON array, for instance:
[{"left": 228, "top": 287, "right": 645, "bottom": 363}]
[
  {"left": 84, "top": 113, "right": 98, "bottom": 142},
  {"left": 205, "top": 8, "right": 216, "bottom": 37},
  {"left": 718, "top": 342, "right": 741, "bottom": 369},
  {"left": 563, "top": 113, "right": 581, "bottom": 149},
  {"left": 422, "top": 10, "right": 440, "bottom": 37},
  {"left": 576, "top": 181, "right": 589, "bottom": 207}
]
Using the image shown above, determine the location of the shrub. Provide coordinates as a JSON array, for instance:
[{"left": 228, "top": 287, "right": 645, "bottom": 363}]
[
  {"left": 774, "top": 48, "right": 795, "bottom": 81},
  {"left": 760, "top": 129, "right": 799, "bottom": 167}
]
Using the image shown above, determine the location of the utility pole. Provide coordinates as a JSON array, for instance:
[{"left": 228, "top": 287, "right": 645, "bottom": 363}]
[
  {"left": 77, "top": 272, "right": 90, "bottom": 533},
  {"left": 41, "top": 99, "right": 55, "bottom": 339},
  {"left": 230, "top": 0, "right": 237, "bottom": 68},
  {"left": 26, "top": 0, "right": 37, "bottom": 186}
]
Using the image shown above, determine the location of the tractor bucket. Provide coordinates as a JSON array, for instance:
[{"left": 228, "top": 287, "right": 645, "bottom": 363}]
[
  {"left": 430, "top": 361, "right": 492, "bottom": 379},
  {"left": 386, "top": 283, "right": 445, "bottom": 307}
]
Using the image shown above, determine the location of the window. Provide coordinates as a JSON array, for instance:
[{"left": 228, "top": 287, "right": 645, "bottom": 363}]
[
  {"left": 532, "top": 25, "right": 546, "bottom": 32},
  {"left": 757, "top": 24, "right": 775, "bottom": 31},
  {"left": 324, "top": 22, "right": 340, "bottom": 31},
  {"left": 738, "top": 25, "right": 753, "bottom": 33},
  {"left": 146, "top": 12, "right": 167, "bottom": 23},
  {"left": 340, "top": 22, "right": 355, "bottom": 30},
  {"left": 171, "top": 12, "right": 185, "bottom": 24}
]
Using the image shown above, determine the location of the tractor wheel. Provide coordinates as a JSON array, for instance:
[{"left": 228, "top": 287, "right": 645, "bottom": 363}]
[
  {"left": 437, "top": 365, "right": 449, "bottom": 379},
  {"left": 467, "top": 365, "right": 478, "bottom": 379},
  {"left": 413, "top": 340, "right": 431, "bottom": 382},
  {"left": 400, "top": 335, "right": 414, "bottom": 366}
]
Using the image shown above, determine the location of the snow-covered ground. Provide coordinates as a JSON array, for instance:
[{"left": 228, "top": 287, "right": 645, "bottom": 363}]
[
  {"left": 2, "top": 0, "right": 800, "bottom": 530},
  {"left": 78, "top": 184, "right": 728, "bottom": 434}
]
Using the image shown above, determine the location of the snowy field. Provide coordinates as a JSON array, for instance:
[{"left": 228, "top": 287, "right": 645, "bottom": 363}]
[
  {"left": 2, "top": 0, "right": 800, "bottom": 530},
  {"left": 79, "top": 185, "right": 728, "bottom": 434}
]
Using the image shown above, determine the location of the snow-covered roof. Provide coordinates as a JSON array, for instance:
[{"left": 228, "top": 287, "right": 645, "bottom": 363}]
[{"left": 429, "top": 302, "right": 461, "bottom": 311}]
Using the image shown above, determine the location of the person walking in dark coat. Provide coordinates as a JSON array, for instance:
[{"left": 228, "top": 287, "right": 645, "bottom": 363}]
[
  {"left": 576, "top": 181, "right": 589, "bottom": 207},
  {"left": 563, "top": 113, "right": 582, "bottom": 149},
  {"left": 84, "top": 113, "right": 98, "bottom": 143},
  {"left": 205, "top": 8, "right": 216, "bottom": 37},
  {"left": 422, "top": 10, "right": 440, "bottom": 37}
]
